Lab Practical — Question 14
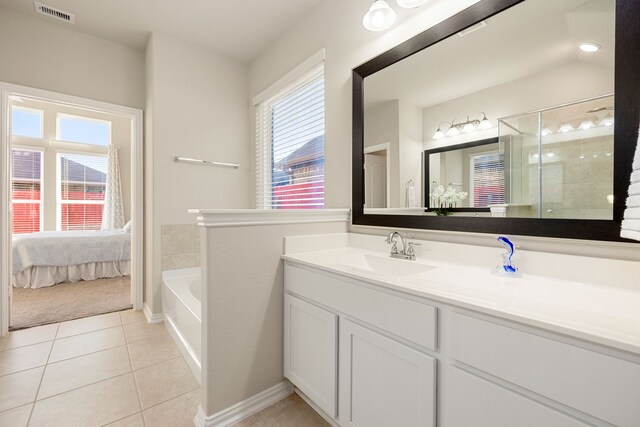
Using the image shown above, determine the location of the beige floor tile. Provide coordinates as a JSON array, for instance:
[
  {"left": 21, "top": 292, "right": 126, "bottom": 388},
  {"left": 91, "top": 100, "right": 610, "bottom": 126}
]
[
  {"left": 0, "top": 367, "right": 44, "bottom": 412},
  {"left": 29, "top": 373, "right": 140, "bottom": 427},
  {"left": 49, "top": 326, "right": 125, "bottom": 363},
  {"left": 38, "top": 345, "right": 132, "bottom": 399},
  {"left": 0, "top": 323, "right": 58, "bottom": 351},
  {"left": 254, "top": 394, "right": 329, "bottom": 427},
  {"left": 231, "top": 413, "right": 263, "bottom": 427},
  {"left": 142, "top": 389, "right": 200, "bottom": 427},
  {"left": 56, "top": 312, "right": 122, "bottom": 339},
  {"left": 0, "top": 403, "right": 32, "bottom": 427},
  {"left": 134, "top": 357, "right": 199, "bottom": 409},
  {"left": 127, "top": 334, "right": 181, "bottom": 370},
  {"left": 103, "top": 411, "right": 145, "bottom": 427},
  {"left": 123, "top": 321, "right": 168, "bottom": 345},
  {"left": 0, "top": 341, "right": 52, "bottom": 376},
  {"left": 120, "top": 309, "right": 147, "bottom": 325}
]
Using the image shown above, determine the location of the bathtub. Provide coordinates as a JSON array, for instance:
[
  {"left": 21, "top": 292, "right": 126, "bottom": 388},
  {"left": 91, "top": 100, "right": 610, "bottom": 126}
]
[{"left": 162, "top": 267, "right": 201, "bottom": 383}]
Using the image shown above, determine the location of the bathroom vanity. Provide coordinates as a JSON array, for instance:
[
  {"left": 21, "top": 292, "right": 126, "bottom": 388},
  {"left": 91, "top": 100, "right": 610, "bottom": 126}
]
[{"left": 282, "top": 234, "right": 640, "bottom": 427}]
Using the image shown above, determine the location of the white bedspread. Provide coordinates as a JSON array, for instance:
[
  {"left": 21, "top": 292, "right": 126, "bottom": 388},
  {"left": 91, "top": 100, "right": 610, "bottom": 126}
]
[{"left": 12, "top": 230, "right": 131, "bottom": 274}]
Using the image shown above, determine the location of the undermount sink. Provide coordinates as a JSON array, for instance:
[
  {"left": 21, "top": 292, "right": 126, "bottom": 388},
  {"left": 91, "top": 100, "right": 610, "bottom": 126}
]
[{"left": 334, "top": 253, "right": 436, "bottom": 278}]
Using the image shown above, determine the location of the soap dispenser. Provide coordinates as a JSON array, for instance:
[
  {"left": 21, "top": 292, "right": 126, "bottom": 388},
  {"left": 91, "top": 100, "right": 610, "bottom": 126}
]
[{"left": 496, "top": 236, "right": 521, "bottom": 276}]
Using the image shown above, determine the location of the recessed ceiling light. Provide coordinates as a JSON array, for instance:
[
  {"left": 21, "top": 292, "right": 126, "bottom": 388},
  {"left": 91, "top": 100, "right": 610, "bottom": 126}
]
[{"left": 579, "top": 42, "right": 601, "bottom": 53}]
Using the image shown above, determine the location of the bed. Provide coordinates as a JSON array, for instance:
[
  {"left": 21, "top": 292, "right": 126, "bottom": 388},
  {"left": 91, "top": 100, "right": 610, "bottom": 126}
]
[{"left": 12, "top": 230, "right": 131, "bottom": 289}]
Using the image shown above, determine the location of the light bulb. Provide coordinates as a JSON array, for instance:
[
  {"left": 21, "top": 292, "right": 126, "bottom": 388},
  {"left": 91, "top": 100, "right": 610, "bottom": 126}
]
[
  {"left": 599, "top": 115, "right": 614, "bottom": 127},
  {"left": 462, "top": 122, "right": 475, "bottom": 133},
  {"left": 477, "top": 117, "right": 492, "bottom": 130},
  {"left": 446, "top": 126, "right": 460, "bottom": 137},
  {"left": 578, "top": 120, "right": 596, "bottom": 130},
  {"left": 363, "top": 0, "right": 396, "bottom": 32},
  {"left": 558, "top": 123, "right": 574, "bottom": 133},
  {"left": 432, "top": 129, "right": 445, "bottom": 140},
  {"left": 396, "top": 0, "right": 428, "bottom": 8},
  {"left": 579, "top": 42, "right": 601, "bottom": 53}
]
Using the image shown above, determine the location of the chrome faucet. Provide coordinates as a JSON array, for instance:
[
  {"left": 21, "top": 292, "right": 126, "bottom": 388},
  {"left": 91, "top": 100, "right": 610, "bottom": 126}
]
[{"left": 385, "top": 232, "right": 421, "bottom": 261}]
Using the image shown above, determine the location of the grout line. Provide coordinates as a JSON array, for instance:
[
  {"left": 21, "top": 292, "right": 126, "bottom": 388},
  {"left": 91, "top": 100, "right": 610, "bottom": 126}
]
[
  {"left": 139, "top": 385, "right": 200, "bottom": 414},
  {"left": 99, "top": 411, "right": 143, "bottom": 427},
  {"left": 123, "top": 316, "right": 146, "bottom": 427},
  {"left": 26, "top": 322, "right": 58, "bottom": 426}
]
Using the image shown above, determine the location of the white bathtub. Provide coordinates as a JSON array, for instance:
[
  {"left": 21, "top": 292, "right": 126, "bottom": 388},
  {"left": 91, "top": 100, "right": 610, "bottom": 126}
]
[{"left": 162, "top": 267, "right": 201, "bottom": 382}]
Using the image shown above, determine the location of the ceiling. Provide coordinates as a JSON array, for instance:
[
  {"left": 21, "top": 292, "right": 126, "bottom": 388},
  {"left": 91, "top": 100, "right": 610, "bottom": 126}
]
[
  {"left": 364, "top": 0, "right": 615, "bottom": 109},
  {"left": 0, "top": 0, "right": 322, "bottom": 63}
]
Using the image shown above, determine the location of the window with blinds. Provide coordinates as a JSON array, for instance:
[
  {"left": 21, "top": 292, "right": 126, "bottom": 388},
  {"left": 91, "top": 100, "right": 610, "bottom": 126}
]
[
  {"left": 57, "top": 153, "right": 108, "bottom": 230},
  {"left": 255, "top": 62, "right": 325, "bottom": 209},
  {"left": 11, "top": 149, "right": 43, "bottom": 234},
  {"left": 472, "top": 152, "right": 505, "bottom": 207}
]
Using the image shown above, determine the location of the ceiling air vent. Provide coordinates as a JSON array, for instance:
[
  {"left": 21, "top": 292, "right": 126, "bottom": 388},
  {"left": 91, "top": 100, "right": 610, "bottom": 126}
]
[
  {"left": 34, "top": 2, "right": 75, "bottom": 24},
  {"left": 458, "top": 21, "right": 486, "bottom": 37}
]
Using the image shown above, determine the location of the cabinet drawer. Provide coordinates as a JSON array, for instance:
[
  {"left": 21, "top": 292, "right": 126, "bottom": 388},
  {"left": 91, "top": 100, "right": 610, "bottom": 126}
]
[
  {"left": 450, "top": 312, "right": 640, "bottom": 427},
  {"left": 286, "top": 263, "right": 437, "bottom": 351},
  {"left": 448, "top": 368, "right": 588, "bottom": 427}
]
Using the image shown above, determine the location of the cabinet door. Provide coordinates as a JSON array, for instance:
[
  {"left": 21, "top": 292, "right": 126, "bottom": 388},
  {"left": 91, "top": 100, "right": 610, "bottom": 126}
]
[
  {"left": 284, "top": 294, "right": 337, "bottom": 418},
  {"left": 446, "top": 367, "right": 589, "bottom": 427},
  {"left": 339, "top": 319, "right": 436, "bottom": 427}
]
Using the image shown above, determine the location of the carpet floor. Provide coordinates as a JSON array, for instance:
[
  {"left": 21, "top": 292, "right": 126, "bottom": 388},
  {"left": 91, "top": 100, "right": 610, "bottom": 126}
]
[{"left": 10, "top": 276, "right": 132, "bottom": 330}]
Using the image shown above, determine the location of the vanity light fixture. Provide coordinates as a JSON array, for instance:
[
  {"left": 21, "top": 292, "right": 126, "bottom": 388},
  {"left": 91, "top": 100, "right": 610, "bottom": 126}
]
[
  {"left": 363, "top": 0, "right": 428, "bottom": 31},
  {"left": 599, "top": 115, "right": 614, "bottom": 127},
  {"left": 578, "top": 120, "right": 596, "bottom": 130},
  {"left": 432, "top": 113, "right": 492, "bottom": 139},
  {"left": 558, "top": 123, "right": 575, "bottom": 133},
  {"left": 579, "top": 42, "right": 601, "bottom": 53},
  {"left": 539, "top": 127, "right": 553, "bottom": 136},
  {"left": 363, "top": 0, "right": 396, "bottom": 31}
]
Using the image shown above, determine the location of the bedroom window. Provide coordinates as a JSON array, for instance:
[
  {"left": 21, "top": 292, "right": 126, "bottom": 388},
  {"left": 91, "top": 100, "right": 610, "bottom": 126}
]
[
  {"left": 11, "top": 149, "right": 44, "bottom": 234},
  {"left": 57, "top": 114, "right": 111, "bottom": 146},
  {"left": 57, "top": 153, "right": 108, "bottom": 231},
  {"left": 255, "top": 53, "right": 325, "bottom": 209},
  {"left": 12, "top": 107, "right": 43, "bottom": 139}
]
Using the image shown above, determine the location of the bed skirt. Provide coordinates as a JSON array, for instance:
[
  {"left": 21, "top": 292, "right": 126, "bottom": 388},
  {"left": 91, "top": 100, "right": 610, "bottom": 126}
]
[{"left": 12, "top": 261, "right": 131, "bottom": 289}]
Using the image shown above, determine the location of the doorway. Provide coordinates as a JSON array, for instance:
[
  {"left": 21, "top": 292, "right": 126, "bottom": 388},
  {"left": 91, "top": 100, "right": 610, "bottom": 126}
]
[
  {"left": 364, "top": 143, "right": 390, "bottom": 209},
  {"left": 0, "top": 83, "right": 143, "bottom": 335}
]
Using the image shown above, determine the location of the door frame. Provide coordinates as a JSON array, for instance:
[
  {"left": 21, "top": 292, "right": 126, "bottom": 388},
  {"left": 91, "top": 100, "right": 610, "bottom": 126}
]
[
  {"left": 1, "top": 82, "right": 144, "bottom": 335},
  {"left": 364, "top": 142, "right": 391, "bottom": 208}
]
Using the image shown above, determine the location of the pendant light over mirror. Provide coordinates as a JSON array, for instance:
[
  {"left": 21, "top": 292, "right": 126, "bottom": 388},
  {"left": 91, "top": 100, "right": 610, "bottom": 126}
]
[
  {"left": 363, "top": 0, "right": 396, "bottom": 32},
  {"left": 363, "top": 0, "right": 429, "bottom": 31}
]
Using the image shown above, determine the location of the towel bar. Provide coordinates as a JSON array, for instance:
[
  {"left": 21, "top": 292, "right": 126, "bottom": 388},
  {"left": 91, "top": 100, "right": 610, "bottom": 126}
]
[{"left": 174, "top": 156, "right": 239, "bottom": 169}]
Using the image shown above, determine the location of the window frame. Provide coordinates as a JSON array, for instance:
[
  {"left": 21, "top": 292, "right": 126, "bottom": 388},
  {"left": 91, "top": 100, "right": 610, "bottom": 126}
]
[
  {"left": 253, "top": 49, "right": 326, "bottom": 209},
  {"left": 11, "top": 106, "right": 44, "bottom": 139},
  {"left": 10, "top": 147, "right": 44, "bottom": 234},
  {"left": 55, "top": 150, "right": 108, "bottom": 231}
]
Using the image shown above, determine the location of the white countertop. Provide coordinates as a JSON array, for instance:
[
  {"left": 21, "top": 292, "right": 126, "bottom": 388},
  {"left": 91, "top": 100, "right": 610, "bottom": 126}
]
[{"left": 282, "top": 235, "right": 640, "bottom": 356}]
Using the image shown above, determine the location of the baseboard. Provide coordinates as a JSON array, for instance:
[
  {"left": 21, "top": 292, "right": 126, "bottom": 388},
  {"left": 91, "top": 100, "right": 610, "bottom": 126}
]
[
  {"left": 143, "top": 303, "right": 164, "bottom": 324},
  {"left": 193, "top": 381, "right": 294, "bottom": 427}
]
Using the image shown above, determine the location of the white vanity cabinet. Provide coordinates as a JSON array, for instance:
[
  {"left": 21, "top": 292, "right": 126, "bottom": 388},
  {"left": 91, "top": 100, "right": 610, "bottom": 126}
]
[{"left": 283, "top": 261, "right": 640, "bottom": 427}]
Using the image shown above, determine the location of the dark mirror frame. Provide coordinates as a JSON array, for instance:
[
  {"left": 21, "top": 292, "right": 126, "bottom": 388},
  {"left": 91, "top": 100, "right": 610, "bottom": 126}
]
[
  {"left": 423, "top": 137, "right": 498, "bottom": 213},
  {"left": 352, "top": 0, "right": 640, "bottom": 242}
]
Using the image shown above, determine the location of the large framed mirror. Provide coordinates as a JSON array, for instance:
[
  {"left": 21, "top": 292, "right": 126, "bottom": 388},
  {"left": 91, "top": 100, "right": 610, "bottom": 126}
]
[{"left": 352, "top": 0, "right": 640, "bottom": 241}]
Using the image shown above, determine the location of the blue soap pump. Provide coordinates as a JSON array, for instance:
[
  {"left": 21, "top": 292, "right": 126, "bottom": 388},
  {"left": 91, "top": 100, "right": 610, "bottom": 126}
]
[{"left": 496, "top": 236, "right": 521, "bottom": 277}]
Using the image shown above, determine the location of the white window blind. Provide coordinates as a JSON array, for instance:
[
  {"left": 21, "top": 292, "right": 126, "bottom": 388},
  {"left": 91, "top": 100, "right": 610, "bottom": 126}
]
[
  {"left": 57, "top": 152, "right": 108, "bottom": 230},
  {"left": 472, "top": 152, "right": 505, "bottom": 207},
  {"left": 11, "top": 149, "right": 43, "bottom": 234},
  {"left": 255, "top": 62, "right": 325, "bottom": 209}
]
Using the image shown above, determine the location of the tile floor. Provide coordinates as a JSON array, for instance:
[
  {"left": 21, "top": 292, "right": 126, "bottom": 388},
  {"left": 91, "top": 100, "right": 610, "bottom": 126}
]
[
  {"left": 0, "top": 310, "right": 200, "bottom": 427},
  {"left": 231, "top": 393, "right": 330, "bottom": 427}
]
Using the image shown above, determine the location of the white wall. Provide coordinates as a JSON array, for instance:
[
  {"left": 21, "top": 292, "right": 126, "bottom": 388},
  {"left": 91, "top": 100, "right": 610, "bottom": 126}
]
[
  {"left": 0, "top": 6, "right": 144, "bottom": 109},
  {"left": 144, "top": 33, "right": 252, "bottom": 313},
  {"left": 249, "top": 0, "right": 481, "bottom": 209}
]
